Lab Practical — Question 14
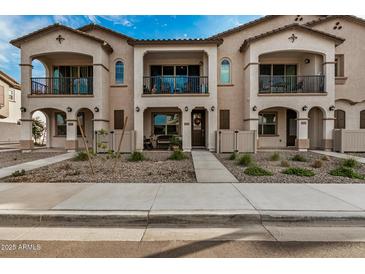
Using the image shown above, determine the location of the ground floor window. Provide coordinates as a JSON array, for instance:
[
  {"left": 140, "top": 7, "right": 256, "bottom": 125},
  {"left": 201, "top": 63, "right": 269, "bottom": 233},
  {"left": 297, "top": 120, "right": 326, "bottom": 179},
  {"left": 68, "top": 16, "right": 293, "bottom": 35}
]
[
  {"left": 153, "top": 113, "right": 179, "bottom": 135},
  {"left": 334, "top": 109, "right": 346, "bottom": 129},
  {"left": 258, "top": 112, "right": 277, "bottom": 135},
  {"left": 55, "top": 112, "right": 67, "bottom": 136}
]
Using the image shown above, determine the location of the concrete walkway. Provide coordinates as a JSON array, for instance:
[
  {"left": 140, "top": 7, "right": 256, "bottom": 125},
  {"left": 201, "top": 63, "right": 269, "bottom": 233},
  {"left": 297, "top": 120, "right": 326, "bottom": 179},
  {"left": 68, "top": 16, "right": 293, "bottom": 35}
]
[
  {"left": 312, "top": 150, "right": 365, "bottom": 164},
  {"left": 191, "top": 150, "right": 238, "bottom": 183},
  {"left": 0, "top": 152, "right": 76, "bottom": 179},
  {"left": 1, "top": 183, "right": 365, "bottom": 226}
]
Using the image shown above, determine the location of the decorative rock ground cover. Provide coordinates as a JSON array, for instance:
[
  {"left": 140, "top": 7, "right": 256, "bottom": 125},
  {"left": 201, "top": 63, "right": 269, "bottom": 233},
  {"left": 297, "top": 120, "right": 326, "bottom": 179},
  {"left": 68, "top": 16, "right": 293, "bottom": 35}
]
[
  {"left": 4, "top": 151, "right": 196, "bottom": 183},
  {"left": 0, "top": 150, "right": 64, "bottom": 168},
  {"left": 217, "top": 151, "right": 365, "bottom": 184}
]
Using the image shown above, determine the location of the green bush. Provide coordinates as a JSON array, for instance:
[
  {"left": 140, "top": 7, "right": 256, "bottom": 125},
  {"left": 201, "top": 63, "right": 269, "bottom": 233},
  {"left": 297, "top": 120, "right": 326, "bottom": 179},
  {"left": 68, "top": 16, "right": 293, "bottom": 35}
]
[
  {"left": 291, "top": 154, "right": 308, "bottom": 162},
  {"left": 321, "top": 155, "right": 329, "bottom": 161},
  {"left": 244, "top": 166, "right": 273, "bottom": 176},
  {"left": 269, "top": 152, "right": 280, "bottom": 161},
  {"left": 329, "top": 166, "right": 364, "bottom": 180},
  {"left": 12, "top": 169, "right": 25, "bottom": 177},
  {"left": 282, "top": 167, "right": 315, "bottom": 177},
  {"left": 169, "top": 149, "right": 187, "bottom": 160},
  {"left": 311, "top": 159, "right": 323, "bottom": 169},
  {"left": 73, "top": 151, "right": 89, "bottom": 161},
  {"left": 229, "top": 152, "right": 238, "bottom": 160},
  {"left": 341, "top": 158, "right": 359, "bottom": 168},
  {"left": 128, "top": 151, "right": 145, "bottom": 162},
  {"left": 237, "top": 153, "right": 253, "bottom": 166},
  {"left": 280, "top": 160, "right": 290, "bottom": 167}
]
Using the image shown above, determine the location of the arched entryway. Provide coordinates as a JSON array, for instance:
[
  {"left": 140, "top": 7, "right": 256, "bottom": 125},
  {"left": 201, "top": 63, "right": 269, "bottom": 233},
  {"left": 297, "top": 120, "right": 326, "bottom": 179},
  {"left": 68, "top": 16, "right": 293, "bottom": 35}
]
[
  {"left": 75, "top": 108, "right": 94, "bottom": 149},
  {"left": 308, "top": 107, "right": 324, "bottom": 149}
]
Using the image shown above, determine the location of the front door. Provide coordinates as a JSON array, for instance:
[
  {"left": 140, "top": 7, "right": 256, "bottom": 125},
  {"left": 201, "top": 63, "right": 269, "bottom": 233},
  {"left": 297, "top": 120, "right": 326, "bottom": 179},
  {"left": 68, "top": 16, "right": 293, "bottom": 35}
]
[
  {"left": 286, "top": 109, "right": 297, "bottom": 146},
  {"left": 192, "top": 110, "right": 206, "bottom": 147}
]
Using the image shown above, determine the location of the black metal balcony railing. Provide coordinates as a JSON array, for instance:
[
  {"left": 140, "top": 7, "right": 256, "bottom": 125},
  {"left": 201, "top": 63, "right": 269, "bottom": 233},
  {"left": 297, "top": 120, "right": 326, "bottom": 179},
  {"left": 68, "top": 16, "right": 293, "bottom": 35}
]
[
  {"left": 143, "top": 76, "right": 209, "bottom": 94},
  {"left": 31, "top": 77, "right": 93, "bottom": 95},
  {"left": 259, "top": 75, "right": 325, "bottom": 94}
]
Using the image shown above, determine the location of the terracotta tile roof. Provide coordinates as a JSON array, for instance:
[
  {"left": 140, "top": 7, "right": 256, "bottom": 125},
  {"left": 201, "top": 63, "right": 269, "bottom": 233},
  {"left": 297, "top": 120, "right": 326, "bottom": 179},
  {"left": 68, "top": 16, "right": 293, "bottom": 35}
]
[
  {"left": 240, "top": 23, "right": 345, "bottom": 52},
  {"left": 305, "top": 15, "right": 365, "bottom": 27},
  {"left": 78, "top": 23, "right": 135, "bottom": 41},
  {"left": 127, "top": 37, "right": 223, "bottom": 46},
  {"left": 10, "top": 23, "right": 113, "bottom": 53},
  {"left": 0, "top": 70, "right": 20, "bottom": 89}
]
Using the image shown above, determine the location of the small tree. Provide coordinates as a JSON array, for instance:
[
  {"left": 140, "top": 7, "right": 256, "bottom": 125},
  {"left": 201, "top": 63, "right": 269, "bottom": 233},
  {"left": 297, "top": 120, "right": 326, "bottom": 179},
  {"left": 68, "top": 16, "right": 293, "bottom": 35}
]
[{"left": 32, "top": 117, "right": 45, "bottom": 145}]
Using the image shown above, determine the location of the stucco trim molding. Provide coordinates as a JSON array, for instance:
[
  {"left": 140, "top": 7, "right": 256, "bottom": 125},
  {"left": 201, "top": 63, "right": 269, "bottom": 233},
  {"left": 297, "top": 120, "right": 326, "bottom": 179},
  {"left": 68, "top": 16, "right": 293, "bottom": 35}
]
[
  {"left": 93, "top": 63, "right": 109, "bottom": 72},
  {"left": 92, "top": 119, "right": 110, "bottom": 122},
  {"left": 296, "top": 118, "right": 310, "bottom": 121},
  {"left": 322, "top": 62, "right": 336, "bottom": 65},
  {"left": 110, "top": 84, "right": 128, "bottom": 88},
  {"left": 243, "top": 118, "right": 259, "bottom": 121},
  {"left": 243, "top": 62, "right": 259, "bottom": 71},
  {"left": 323, "top": 118, "right": 336, "bottom": 121},
  {"left": 28, "top": 95, "right": 94, "bottom": 98},
  {"left": 258, "top": 93, "right": 328, "bottom": 97},
  {"left": 335, "top": 76, "right": 348, "bottom": 85},
  {"left": 142, "top": 94, "right": 210, "bottom": 97},
  {"left": 19, "top": 63, "right": 33, "bottom": 67}
]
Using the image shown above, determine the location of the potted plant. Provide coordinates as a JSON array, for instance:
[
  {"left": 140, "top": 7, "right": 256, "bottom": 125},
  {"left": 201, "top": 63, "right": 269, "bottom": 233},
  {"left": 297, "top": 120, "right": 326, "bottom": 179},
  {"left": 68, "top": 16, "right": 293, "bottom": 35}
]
[{"left": 170, "top": 135, "right": 182, "bottom": 151}]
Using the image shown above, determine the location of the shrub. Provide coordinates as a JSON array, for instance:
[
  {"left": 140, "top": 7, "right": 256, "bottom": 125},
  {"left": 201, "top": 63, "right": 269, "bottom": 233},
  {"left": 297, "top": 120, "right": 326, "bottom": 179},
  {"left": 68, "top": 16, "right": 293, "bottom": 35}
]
[
  {"left": 282, "top": 167, "right": 315, "bottom": 177},
  {"left": 237, "top": 153, "right": 253, "bottom": 166},
  {"left": 311, "top": 159, "right": 323, "bottom": 169},
  {"left": 321, "top": 155, "right": 329, "bottom": 161},
  {"left": 73, "top": 151, "right": 89, "bottom": 161},
  {"left": 169, "top": 149, "right": 187, "bottom": 160},
  {"left": 291, "top": 154, "right": 307, "bottom": 162},
  {"left": 280, "top": 160, "right": 290, "bottom": 167},
  {"left": 229, "top": 152, "right": 238, "bottom": 160},
  {"left": 341, "top": 158, "right": 359, "bottom": 168},
  {"left": 128, "top": 151, "right": 145, "bottom": 162},
  {"left": 329, "top": 166, "right": 364, "bottom": 180},
  {"left": 244, "top": 166, "right": 273, "bottom": 176},
  {"left": 269, "top": 152, "right": 280, "bottom": 161},
  {"left": 12, "top": 169, "right": 25, "bottom": 177}
]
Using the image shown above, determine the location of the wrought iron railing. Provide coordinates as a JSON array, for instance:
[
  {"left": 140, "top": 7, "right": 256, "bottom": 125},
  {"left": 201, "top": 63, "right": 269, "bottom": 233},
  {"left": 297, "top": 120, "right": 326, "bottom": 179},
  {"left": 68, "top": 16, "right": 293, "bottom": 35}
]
[
  {"left": 31, "top": 77, "right": 93, "bottom": 95},
  {"left": 143, "top": 76, "right": 208, "bottom": 94},
  {"left": 259, "top": 75, "right": 325, "bottom": 94}
]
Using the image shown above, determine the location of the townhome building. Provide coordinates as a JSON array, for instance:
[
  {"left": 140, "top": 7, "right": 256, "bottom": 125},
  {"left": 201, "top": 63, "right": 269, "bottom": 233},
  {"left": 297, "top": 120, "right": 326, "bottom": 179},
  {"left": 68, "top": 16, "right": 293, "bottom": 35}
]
[
  {"left": 0, "top": 70, "right": 21, "bottom": 145},
  {"left": 10, "top": 15, "right": 365, "bottom": 153}
]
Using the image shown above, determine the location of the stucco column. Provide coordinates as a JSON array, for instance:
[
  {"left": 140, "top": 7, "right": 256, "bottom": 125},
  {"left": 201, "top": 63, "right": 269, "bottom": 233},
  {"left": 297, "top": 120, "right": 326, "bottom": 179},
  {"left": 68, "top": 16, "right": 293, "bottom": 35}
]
[
  {"left": 246, "top": 117, "right": 259, "bottom": 148},
  {"left": 207, "top": 108, "right": 218, "bottom": 151},
  {"left": 323, "top": 117, "right": 335, "bottom": 151},
  {"left": 66, "top": 117, "right": 78, "bottom": 152},
  {"left": 296, "top": 114, "right": 310, "bottom": 151},
  {"left": 182, "top": 109, "right": 192, "bottom": 152},
  {"left": 134, "top": 108, "right": 144, "bottom": 151},
  {"left": 20, "top": 113, "right": 33, "bottom": 151}
]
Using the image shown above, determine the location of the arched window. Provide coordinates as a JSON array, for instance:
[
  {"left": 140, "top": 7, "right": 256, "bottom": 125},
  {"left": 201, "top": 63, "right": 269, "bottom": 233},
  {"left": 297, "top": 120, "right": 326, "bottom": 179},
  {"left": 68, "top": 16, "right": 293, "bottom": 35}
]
[
  {"left": 335, "top": 109, "right": 346, "bottom": 129},
  {"left": 220, "top": 59, "right": 231, "bottom": 84},
  {"left": 360, "top": 110, "right": 365, "bottom": 129},
  {"left": 115, "top": 61, "right": 124, "bottom": 84}
]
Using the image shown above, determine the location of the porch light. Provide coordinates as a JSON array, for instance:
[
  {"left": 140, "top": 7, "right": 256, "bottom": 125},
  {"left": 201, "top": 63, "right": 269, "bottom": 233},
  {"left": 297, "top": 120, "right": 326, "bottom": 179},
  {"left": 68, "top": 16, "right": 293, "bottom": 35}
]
[
  {"left": 304, "top": 58, "right": 310, "bottom": 64},
  {"left": 329, "top": 105, "right": 335, "bottom": 111},
  {"left": 211, "top": 106, "right": 215, "bottom": 112},
  {"left": 20, "top": 107, "right": 26, "bottom": 113},
  {"left": 184, "top": 106, "right": 189, "bottom": 112},
  {"left": 252, "top": 105, "right": 257, "bottom": 111},
  {"left": 136, "top": 106, "right": 140, "bottom": 112},
  {"left": 302, "top": 105, "right": 308, "bottom": 111},
  {"left": 94, "top": 107, "right": 99, "bottom": 112},
  {"left": 66, "top": 107, "right": 72, "bottom": 112}
]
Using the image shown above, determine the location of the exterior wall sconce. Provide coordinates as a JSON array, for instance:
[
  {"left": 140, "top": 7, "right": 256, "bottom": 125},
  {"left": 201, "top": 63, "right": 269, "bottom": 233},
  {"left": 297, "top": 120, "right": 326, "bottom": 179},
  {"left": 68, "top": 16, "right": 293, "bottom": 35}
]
[
  {"left": 66, "top": 107, "right": 72, "bottom": 112},
  {"left": 304, "top": 58, "right": 310, "bottom": 64},
  {"left": 136, "top": 106, "right": 140, "bottom": 112},
  {"left": 184, "top": 106, "right": 189, "bottom": 112},
  {"left": 20, "top": 107, "right": 26, "bottom": 113},
  {"left": 252, "top": 105, "right": 257, "bottom": 111},
  {"left": 329, "top": 105, "right": 335, "bottom": 111},
  {"left": 94, "top": 107, "right": 99, "bottom": 112},
  {"left": 211, "top": 106, "right": 215, "bottom": 112},
  {"left": 302, "top": 105, "right": 308, "bottom": 111}
]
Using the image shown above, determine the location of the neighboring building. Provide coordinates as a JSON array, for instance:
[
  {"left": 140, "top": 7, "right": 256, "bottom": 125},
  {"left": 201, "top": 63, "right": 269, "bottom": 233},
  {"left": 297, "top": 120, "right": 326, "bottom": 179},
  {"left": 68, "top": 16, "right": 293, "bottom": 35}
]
[
  {"left": 9, "top": 15, "right": 365, "bottom": 152},
  {"left": 0, "top": 70, "right": 21, "bottom": 144}
]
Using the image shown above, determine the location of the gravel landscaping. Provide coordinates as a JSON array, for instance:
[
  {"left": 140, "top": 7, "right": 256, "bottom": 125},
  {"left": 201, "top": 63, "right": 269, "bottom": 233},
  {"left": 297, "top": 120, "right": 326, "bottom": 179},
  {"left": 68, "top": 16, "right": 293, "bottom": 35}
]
[
  {"left": 0, "top": 150, "right": 65, "bottom": 168},
  {"left": 216, "top": 151, "right": 365, "bottom": 184},
  {"left": 4, "top": 151, "right": 196, "bottom": 183}
]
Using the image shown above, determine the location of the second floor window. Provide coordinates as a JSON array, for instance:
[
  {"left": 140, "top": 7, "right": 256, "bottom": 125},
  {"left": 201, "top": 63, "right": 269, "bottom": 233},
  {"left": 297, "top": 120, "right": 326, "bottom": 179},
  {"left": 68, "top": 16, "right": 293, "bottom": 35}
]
[
  {"left": 220, "top": 59, "right": 231, "bottom": 84},
  {"left": 115, "top": 61, "right": 125, "bottom": 84}
]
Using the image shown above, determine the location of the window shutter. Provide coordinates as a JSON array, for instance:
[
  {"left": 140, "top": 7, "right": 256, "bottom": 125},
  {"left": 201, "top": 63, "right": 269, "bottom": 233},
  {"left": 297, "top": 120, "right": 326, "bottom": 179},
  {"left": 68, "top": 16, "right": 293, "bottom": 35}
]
[
  {"left": 335, "top": 110, "right": 345, "bottom": 129},
  {"left": 114, "top": 110, "right": 124, "bottom": 129},
  {"left": 219, "top": 110, "right": 230, "bottom": 129},
  {"left": 360, "top": 110, "right": 365, "bottom": 129},
  {"left": 0, "top": 85, "right": 4, "bottom": 106}
]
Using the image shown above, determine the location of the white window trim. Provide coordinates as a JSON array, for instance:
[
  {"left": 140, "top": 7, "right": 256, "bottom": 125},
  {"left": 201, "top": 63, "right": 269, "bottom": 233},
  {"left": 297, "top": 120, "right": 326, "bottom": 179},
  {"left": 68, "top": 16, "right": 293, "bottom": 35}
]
[{"left": 258, "top": 112, "right": 278, "bottom": 136}]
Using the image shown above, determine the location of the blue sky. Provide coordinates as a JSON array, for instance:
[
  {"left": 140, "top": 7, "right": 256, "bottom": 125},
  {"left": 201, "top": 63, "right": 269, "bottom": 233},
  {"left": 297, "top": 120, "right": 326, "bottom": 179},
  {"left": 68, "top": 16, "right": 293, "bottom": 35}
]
[{"left": 0, "top": 15, "right": 261, "bottom": 81}]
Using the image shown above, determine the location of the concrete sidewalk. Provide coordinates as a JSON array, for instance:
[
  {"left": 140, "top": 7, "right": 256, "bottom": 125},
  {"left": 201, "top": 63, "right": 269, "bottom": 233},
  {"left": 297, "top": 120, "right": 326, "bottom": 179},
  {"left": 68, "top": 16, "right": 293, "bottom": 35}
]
[
  {"left": 192, "top": 151, "right": 238, "bottom": 183},
  {"left": 0, "top": 182, "right": 365, "bottom": 226},
  {"left": 0, "top": 152, "right": 76, "bottom": 179},
  {"left": 312, "top": 150, "right": 365, "bottom": 164}
]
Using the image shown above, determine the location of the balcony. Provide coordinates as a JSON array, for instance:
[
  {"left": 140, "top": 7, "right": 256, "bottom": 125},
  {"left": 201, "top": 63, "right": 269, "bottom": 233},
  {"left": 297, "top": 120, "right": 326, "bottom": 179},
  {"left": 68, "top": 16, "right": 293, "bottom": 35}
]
[
  {"left": 259, "top": 75, "right": 325, "bottom": 94},
  {"left": 143, "top": 76, "right": 208, "bottom": 95},
  {"left": 31, "top": 77, "right": 93, "bottom": 95}
]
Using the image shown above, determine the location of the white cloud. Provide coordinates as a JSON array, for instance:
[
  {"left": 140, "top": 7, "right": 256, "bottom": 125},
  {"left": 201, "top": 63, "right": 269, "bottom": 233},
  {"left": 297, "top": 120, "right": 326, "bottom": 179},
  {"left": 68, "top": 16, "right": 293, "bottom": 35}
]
[{"left": 98, "top": 15, "right": 135, "bottom": 27}]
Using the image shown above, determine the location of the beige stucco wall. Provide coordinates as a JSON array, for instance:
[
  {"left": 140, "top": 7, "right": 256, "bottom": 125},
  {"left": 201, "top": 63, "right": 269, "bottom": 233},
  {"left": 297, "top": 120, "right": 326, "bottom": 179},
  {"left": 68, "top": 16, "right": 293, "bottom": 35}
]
[{"left": 0, "top": 78, "right": 10, "bottom": 119}]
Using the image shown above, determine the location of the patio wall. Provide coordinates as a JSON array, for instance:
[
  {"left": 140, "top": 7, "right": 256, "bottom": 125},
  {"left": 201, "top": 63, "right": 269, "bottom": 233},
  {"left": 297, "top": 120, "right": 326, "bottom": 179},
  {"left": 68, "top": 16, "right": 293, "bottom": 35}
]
[
  {"left": 216, "top": 130, "right": 256, "bottom": 153},
  {"left": 112, "top": 130, "right": 136, "bottom": 153},
  {"left": 333, "top": 129, "right": 365, "bottom": 152}
]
